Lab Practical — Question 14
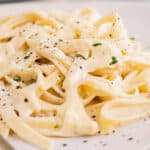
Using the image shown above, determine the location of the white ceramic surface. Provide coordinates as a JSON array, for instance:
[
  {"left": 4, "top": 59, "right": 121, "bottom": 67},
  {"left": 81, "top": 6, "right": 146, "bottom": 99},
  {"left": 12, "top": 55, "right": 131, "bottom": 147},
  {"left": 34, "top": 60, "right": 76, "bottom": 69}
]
[{"left": 0, "top": 1, "right": 150, "bottom": 150}]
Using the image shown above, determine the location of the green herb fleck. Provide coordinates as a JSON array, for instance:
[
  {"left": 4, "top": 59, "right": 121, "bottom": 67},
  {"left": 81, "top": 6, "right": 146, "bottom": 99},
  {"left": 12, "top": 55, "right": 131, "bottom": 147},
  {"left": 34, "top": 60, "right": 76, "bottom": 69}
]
[
  {"left": 58, "top": 39, "right": 63, "bottom": 42},
  {"left": 112, "top": 23, "right": 115, "bottom": 26},
  {"left": 92, "top": 43, "right": 102, "bottom": 47},
  {"left": 24, "top": 55, "right": 30, "bottom": 59},
  {"left": 75, "top": 54, "right": 86, "bottom": 60},
  {"left": 130, "top": 36, "right": 135, "bottom": 41},
  {"left": 13, "top": 75, "right": 21, "bottom": 82},
  {"left": 109, "top": 56, "right": 118, "bottom": 65}
]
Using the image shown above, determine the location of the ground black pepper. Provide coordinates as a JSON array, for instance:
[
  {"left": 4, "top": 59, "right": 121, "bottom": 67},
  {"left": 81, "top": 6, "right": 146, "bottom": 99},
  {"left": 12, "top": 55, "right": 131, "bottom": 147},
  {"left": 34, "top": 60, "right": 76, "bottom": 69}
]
[
  {"left": 128, "top": 137, "right": 133, "bottom": 141},
  {"left": 14, "top": 109, "right": 20, "bottom": 117},
  {"left": 62, "top": 144, "right": 67, "bottom": 147},
  {"left": 24, "top": 98, "right": 28, "bottom": 103},
  {"left": 83, "top": 140, "right": 88, "bottom": 143}
]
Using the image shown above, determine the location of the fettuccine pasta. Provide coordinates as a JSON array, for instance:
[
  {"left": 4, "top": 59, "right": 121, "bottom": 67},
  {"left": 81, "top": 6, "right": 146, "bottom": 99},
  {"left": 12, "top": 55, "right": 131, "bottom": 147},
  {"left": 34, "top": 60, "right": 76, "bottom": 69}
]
[{"left": 0, "top": 8, "right": 150, "bottom": 150}]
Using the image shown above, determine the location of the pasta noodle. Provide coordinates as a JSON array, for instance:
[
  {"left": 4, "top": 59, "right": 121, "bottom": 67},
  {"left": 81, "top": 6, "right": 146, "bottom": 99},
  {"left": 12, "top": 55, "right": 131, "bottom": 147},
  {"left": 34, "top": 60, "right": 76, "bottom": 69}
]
[{"left": 0, "top": 7, "right": 150, "bottom": 150}]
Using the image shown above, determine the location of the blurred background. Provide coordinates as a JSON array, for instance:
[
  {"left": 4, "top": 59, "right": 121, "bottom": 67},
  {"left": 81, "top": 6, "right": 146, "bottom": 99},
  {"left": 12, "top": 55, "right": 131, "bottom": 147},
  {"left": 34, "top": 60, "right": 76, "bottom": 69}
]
[
  {"left": 0, "top": 0, "right": 149, "bottom": 45},
  {"left": 0, "top": 0, "right": 150, "bottom": 3}
]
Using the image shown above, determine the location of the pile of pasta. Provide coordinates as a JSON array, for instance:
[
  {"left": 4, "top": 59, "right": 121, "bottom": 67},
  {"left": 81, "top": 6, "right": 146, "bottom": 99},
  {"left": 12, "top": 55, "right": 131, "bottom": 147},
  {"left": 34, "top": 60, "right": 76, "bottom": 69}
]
[{"left": 0, "top": 8, "right": 150, "bottom": 150}]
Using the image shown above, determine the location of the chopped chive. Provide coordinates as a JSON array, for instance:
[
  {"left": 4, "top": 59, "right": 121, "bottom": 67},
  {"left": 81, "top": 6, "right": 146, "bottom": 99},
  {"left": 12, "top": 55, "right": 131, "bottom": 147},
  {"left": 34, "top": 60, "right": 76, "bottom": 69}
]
[
  {"left": 58, "top": 39, "right": 63, "bottom": 42},
  {"left": 92, "top": 42, "right": 102, "bottom": 47},
  {"left": 24, "top": 55, "right": 30, "bottom": 59},
  {"left": 130, "top": 36, "right": 135, "bottom": 41},
  {"left": 109, "top": 56, "right": 118, "bottom": 65},
  {"left": 112, "top": 56, "right": 116, "bottom": 60},
  {"left": 112, "top": 23, "right": 115, "bottom": 26},
  {"left": 13, "top": 75, "right": 21, "bottom": 82},
  {"left": 75, "top": 54, "right": 86, "bottom": 60}
]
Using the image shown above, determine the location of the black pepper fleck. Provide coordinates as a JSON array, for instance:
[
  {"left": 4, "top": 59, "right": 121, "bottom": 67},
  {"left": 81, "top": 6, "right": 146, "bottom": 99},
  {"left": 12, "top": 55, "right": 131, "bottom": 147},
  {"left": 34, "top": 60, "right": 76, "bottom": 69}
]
[
  {"left": 128, "top": 137, "right": 133, "bottom": 141},
  {"left": 44, "top": 46, "right": 49, "bottom": 48},
  {"left": 16, "top": 85, "right": 21, "bottom": 89},
  {"left": 112, "top": 130, "right": 115, "bottom": 133},
  {"left": 102, "top": 143, "right": 107, "bottom": 146},
  {"left": 109, "top": 34, "right": 112, "bottom": 37},
  {"left": 43, "top": 73, "right": 46, "bottom": 77},
  {"left": 34, "top": 33, "right": 38, "bottom": 36},
  {"left": 92, "top": 115, "right": 96, "bottom": 118},
  {"left": 98, "top": 130, "right": 101, "bottom": 134},
  {"left": 62, "top": 144, "right": 67, "bottom": 147},
  {"left": 80, "top": 66, "right": 83, "bottom": 69},
  {"left": 54, "top": 42, "right": 58, "bottom": 46},
  {"left": 2, "top": 103, "right": 6, "bottom": 106},
  {"left": 76, "top": 21, "right": 80, "bottom": 24},
  {"left": 24, "top": 98, "right": 28, "bottom": 103},
  {"left": 83, "top": 140, "right": 88, "bottom": 143},
  {"left": 14, "top": 109, "right": 20, "bottom": 117}
]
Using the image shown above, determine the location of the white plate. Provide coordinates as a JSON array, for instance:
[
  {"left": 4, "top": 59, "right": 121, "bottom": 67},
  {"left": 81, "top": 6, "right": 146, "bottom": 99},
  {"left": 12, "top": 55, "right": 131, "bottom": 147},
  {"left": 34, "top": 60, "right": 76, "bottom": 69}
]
[{"left": 0, "top": 1, "right": 150, "bottom": 150}]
